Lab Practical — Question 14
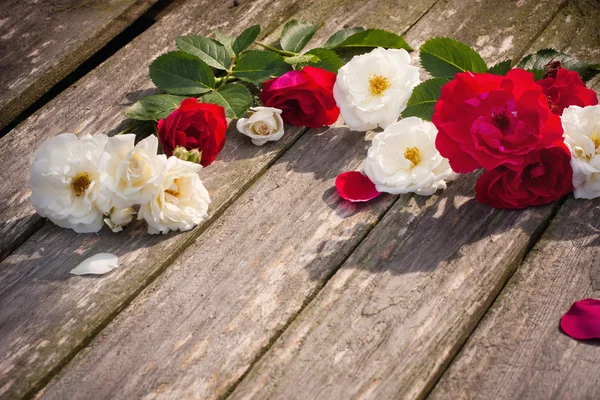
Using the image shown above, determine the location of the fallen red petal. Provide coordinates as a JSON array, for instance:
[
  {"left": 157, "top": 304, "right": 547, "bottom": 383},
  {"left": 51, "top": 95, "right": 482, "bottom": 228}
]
[
  {"left": 335, "top": 171, "right": 381, "bottom": 202},
  {"left": 560, "top": 298, "right": 600, "bottom": 340}
]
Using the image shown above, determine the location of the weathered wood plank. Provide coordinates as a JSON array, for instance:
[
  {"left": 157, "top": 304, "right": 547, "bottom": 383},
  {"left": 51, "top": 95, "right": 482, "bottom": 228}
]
[
  {"left": 220, "top": 2, "right": 587, "bottom": 399},
  {"left": 0, "top": 0, "right": 159, "bottom": 131},
  {"left": 0, "top": 0, "right": 307, "bottom": 261},
  {"left": 429, "top": 2, "right": 600, "bottom": 398},
  {"left": 0, "top": 0, "right": 317, "bottom": 397},
  {"left": 31, "top": 1, "right": 567, "bottom": 399}
]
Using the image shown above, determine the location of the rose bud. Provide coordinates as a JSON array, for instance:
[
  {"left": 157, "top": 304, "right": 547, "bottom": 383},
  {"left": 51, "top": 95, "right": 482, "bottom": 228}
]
[
  {"left": 157, "top": 98, "right": 227, "bottom": 167},
  {"left": 236, "top": 107, "right": 285, "bottom": 146},
  {"left": 104, "top": 207, "right": 135, "bottom": 233}
]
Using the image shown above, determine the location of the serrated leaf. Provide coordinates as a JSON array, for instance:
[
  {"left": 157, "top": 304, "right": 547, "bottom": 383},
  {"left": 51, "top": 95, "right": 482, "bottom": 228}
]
[
  {"left": 280, "top": 20, "right": 319, "bottom": 53},
  {"left": 517, "top": 48, "right": 600, "bottom": 82},
  {"left": 305, "top": 48, "right": 343, "bottom": 72},
  {"left": 420, "top": 37, "right": 487, "bottom": 78},
  {"left": 176, "top": 36, "right": 230, "bottom": 70},
  {"left": 202, "top": 84, "right": 252, "bottom": 119},
  {"left": 149, "top": 51, "right": 215, "bottom": 95},
  {"left": 232, "top": 50, "right": 292, "bottom": 84},
  {"left": 284, "top": 54, "right": 320, "bottom": 65},
  {"left": 488, "top": 60, "right": 512, "bottom": 75},
  {"left": 232, "top": 24, "right": 260, "bottom": 54},
  {"left": 125, "top": 94, "right": 188, "bottom": 121},
  {"left": 333, "top": 29, "right": 413, "bottom": 51},
  {"left": 401, "top": 78, "right": 449, "bottom": 121},
  {"left": 214, "top": 32, "right": 235, "bottom": 56},
  {"left": 324, "top": 27, "right": 365, "bottom": 49}
]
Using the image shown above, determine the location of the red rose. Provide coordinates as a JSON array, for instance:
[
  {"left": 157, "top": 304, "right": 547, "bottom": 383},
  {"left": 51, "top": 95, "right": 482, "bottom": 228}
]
[
  {"left": 475, "top": 142, "right": 573, "bottom": 209},
  {"left": 261, "top": 66, "right": 339, "bottom": 128},
  {"left": 433, "top": 69, "right": 563, "bottom": 173},
  {"left": 537, "top": 68, "right": 598, "bottom": 115},
  {"left": 157, "top": 98, "right": 227, "bottom": 167}
]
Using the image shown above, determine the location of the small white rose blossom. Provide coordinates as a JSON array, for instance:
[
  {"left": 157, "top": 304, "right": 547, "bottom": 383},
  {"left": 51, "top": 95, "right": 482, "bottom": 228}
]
[
  {"left": 97, "top": 134, "right": 164, "bottom": 211},
  {"left": 104, "top": 207, "right": 135, "bottom": 233},
  {"left": 363, "top": 117, "right": 457, "bottom": 196},
  {"left": 333, "top": 47, "right": 420, "bottom": 132},
  {"left": 236, "top": 107, "right": 285, "bottom": 146},
  {"left": 138, "top": 156, "right": 210, "bottom": 234},
  {"left": 29, "top": 133, "right": 109, "bottom": 233},
  {"left": 562, "top": 105, "right": 600, "bottom": 199}
]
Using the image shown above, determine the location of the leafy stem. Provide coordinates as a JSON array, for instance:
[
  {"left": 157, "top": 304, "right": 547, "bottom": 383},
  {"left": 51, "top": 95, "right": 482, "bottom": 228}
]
[
  {"left": 255, "top": 41, "right": 298, "bottom": 57},
  {"left": 214, "top": 75, "right": 238, "bottom": 89}
]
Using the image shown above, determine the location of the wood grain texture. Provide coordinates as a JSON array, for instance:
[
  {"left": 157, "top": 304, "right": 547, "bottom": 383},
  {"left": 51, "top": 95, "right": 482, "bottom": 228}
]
[
  {"left": 224, "top": 1, "right": 581, "bottom": 399},
  {"left": 27, "top": 0, "right": 443, "bottom": 398},
  {"left": 0, "top": 0, "right": 315, "bottom": 398},
  {"left": 34, "top": 1, "right": 566, "bottom": 400},
  {"left": 0, "top": 0, "right": 305, "bottom": 261},
  {"left": 429, "top": 2, "right": 600, "bottom": 398},
  {"left": 0, "top": 0, "right": 159, "bottom": 131}
]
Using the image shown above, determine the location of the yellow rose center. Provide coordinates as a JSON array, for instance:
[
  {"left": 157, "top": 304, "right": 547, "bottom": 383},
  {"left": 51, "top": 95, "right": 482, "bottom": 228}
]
[
  {"left": 165, "top": 178, "right": 181, "bottom": 198},
  {"left": 404, "top": 147, "right": 421, "bottom": 168},
  {"left": 369, "top": 74, "right": 390, "bottom": 95},
  {"left": 253, "top": 121, "right": 271, "bottom": 136},
  {"left": 591, "top": 130, "right": 600, "bottom": 150},
  {"left": 71, "top": 173, "right": 92, "bottom": 197}
]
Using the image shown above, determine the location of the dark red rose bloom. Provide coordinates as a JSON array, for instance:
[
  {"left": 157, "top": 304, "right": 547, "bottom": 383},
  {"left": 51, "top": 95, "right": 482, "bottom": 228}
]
[
  {"left": 261, "top": 66, "right": 339, "bottom": 128},
  {"left": 537, "top": 68, "right": 598, "bottom": 115},
  {"left": 157, "top": 98, "right": 227, "bottom": 167},
  {"left": 475, "top": 142, "right": 573, "bottom": 209},
  {"left": 433, "top": 69, "right": 563, "bottom": 173}
]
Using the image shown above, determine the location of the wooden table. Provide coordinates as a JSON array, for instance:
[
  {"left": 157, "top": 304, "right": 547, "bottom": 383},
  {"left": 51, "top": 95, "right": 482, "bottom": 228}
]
[{"left": 0, "top": 0, "right": 599, "bottom": 399}]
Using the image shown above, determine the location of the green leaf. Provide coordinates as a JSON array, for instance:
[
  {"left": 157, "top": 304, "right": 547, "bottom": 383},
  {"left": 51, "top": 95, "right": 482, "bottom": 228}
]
[
  {"left": 232, "top": 50, "right": 292, "bottom": 84},
  {"left": 488, "top": 60, "right": 512, "bottom": 75},
  {"left": 202, "top": 84, "right": 252, "bottom": 119},
  {"left": 280, "top": 20, "right": 320, "bottom": 53},
  {"left": 401, "top": 78, "right": 449, "bottom": 121},
  {"left": 284, "top": 54, "right": 320, "bottom": 65},
  {"left": 305, "top": 48, "right": 343, "bottom": 72},
  {"left": 420, "top": 37, "right": 487, "bottom": 78},
  {"left": 149, "top": 51, "right": 215, "bottom": 95},
  {"left": 176, "top": 36, "right": 230, "bottom": 70},
  {"left": 214, "top": 32, "right": 235, "bottom": 56},
  {"left": 125, "top": 94, "right": 188, "bottom": 121},
  {"left": 332, "top": 29, "right": 413, "bottom": 51},
  {"left": 517, "top": 48, "right": 600, "bottom": 82},
  {"left": 324, "top": 27, "right": 365, "bottom": 49},
  {"left": 232, "top": 24, "right": 260, "bottom": 54}
]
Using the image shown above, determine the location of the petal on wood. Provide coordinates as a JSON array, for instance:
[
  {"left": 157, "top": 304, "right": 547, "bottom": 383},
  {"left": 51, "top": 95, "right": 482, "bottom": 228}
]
[
  {"left": 560, "top": 298, "right": 600, "bottom": 340},
  {"left": 335, "top": 171, "right": 381, "bottom": 202},
  {"left": 70, "top": 253, "right": 119, "bottom": 276}
]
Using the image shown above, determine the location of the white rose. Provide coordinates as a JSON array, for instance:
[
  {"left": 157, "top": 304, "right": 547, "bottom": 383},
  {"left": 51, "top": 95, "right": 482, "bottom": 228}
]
[
  {"left": 562, "top": 105, "right": 600, "bottom": 199},
  {"left": 97, "top": 134, "right": 164, "bottom": 211},
  {"left": 29, "top": 133, "right": 108, "bottom": 233},
  {"left": 138, "top": 156, "right": 210, "bottom": 234},
  {"left": 363, "top": 117, "right": 457, "bottom": 196},
  {"left": 236, "top": 107, "right": 285, "bottom": 146},
  {"left": 333, "top": 47, "right": 420, "bottom": 132},
  {"left": 104, "top": 207, "right": 135, "bottom": 233}
]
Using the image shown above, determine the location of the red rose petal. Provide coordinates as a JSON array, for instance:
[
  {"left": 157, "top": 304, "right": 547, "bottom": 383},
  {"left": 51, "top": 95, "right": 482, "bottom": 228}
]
[
  {"left": 335, "top": 171, "right": 381, "bottom": 202},
  {"left": 561, "top": 299, "right": 600, "bottom": 340}
]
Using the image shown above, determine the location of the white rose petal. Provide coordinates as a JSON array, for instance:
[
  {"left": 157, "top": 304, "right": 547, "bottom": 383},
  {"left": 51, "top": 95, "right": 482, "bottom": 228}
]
[
  {"left": 104, "top": 206, "right": 135, "bottom": 233},
  {"left": 30, "top": 133, "right": 109, "bottom": 233},
  {"left": 98, "top": 134, "right": 165, "bottom": 211},
  {"left": 333, "top": 47, "right": 420, "bottom": 132},
  {"left": 237, "top": 107, "right": 285, "bottom": 146},
  {"left": 562, "top": 104, "right": 600, "bottom": 199},
  {"left": 138, "top": 156, "right": 211, "bottom": 234},
  {"left": 363, "top": 117, "right": 456, "bottom": 196},
  {"left": 70, "top": 253, "right": 119, "bottom": 275}
]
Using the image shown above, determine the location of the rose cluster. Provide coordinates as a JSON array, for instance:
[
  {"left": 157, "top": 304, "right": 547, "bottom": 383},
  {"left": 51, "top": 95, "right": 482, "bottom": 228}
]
[
  {"left": 434, "top": 67, "right": 598, "bottom": 208},
  {"left": 30, "top": 133, "right": 211, "bottom": 235}
]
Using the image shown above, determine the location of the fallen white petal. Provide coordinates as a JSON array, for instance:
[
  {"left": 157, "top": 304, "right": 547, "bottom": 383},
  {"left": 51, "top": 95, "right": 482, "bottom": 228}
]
[{"left": 70, "top": 253, "right": 119, "bottom": 275}]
